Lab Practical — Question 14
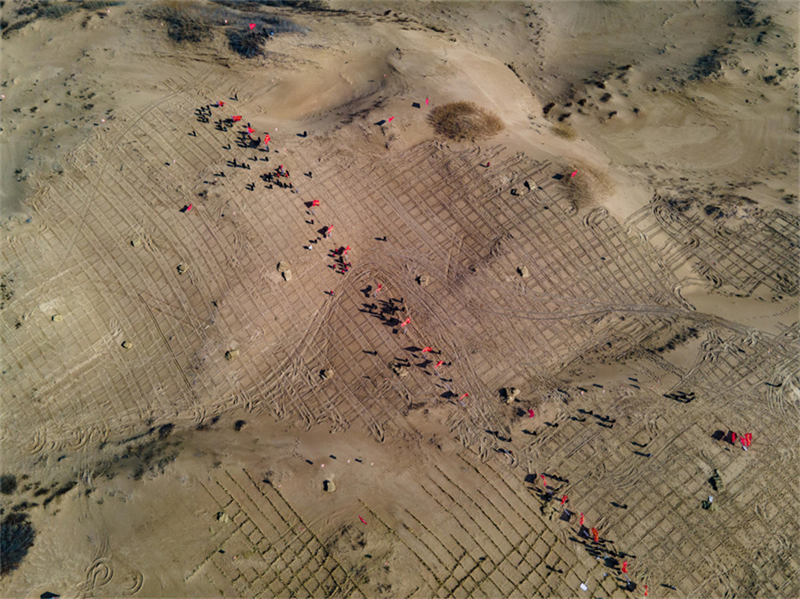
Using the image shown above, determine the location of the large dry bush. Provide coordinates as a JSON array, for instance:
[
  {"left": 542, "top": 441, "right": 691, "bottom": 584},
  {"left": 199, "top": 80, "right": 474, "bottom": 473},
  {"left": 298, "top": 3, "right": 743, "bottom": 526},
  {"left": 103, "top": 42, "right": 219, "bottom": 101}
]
[
  {"left": 428, "top": 101, "right": 504, "bottom": 142},
  {"left": 564, "top": 161, "right": 613, "bottom": 213}
]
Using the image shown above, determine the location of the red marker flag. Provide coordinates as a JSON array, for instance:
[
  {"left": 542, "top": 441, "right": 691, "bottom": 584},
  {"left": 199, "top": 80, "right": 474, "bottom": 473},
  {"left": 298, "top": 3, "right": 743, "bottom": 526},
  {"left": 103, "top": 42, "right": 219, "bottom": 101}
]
[
  {"left": 247, "top": 127, "right": 254, "bottom": 134},
  {"left": 387, "top": 116, "right": 395, "bottom": 122},
  {"left": 249, "top": 23, "right": 256, "bottom": 30},
  {"left": 591, "top": 528, "right": 599, "bottom": 543},
  {"left": 425, "top": 97, "right": 429, "bottom": 106},
  {"left": 358, "top": 516, "right": 367, "bottom": 525},
  {"left": 528, "top": 409, "right": 535, "bottom": 418},
  {"left": 644, "top": 585, "right": 649, "bottom": 597},
  {"left": 186, "top": 204, "right": 193, "bottom": 212},
  {"left": 217, "top": 101, "right": 225, "bottom": 107},
  {"left": 312, "top": 199, "right": 320, "bottom": 207},
  {"left": 344, "top": 245, "right": 351, "bottom": 254},
  {"left": 264, "top": 134, "right": 271, "bottom": 144},
  {"left": 232, "top": 115, "right": 242, "bottom": 122},
  {"left": 561, "top": 494, "right": 568, "bottom": 506},
  {"left": 401, "top": 317, "right": 411, "bottom": 328},
  {"left": 622, "top": 561, "right": 628, "bottom": 574},
  {"left": 434, "top": 360, "right": 444, "bottom": 369},
  {"left": 571, "top": 170, "right": 578, "bottom": 177},
  {"left": 579, "top": 513, "right": 585, "bottom": 526},
  {"left": 540, "top": 475, "right": 547, "bottom": 488},
  {"left": 730, "top": 431, "right": 737, "bottom": 445},
  {"left": 422, "top": 347, "right": 433, "bottom": 353},
  {"left": 458, "top": 393, "right": 469, "bottom": 401}
]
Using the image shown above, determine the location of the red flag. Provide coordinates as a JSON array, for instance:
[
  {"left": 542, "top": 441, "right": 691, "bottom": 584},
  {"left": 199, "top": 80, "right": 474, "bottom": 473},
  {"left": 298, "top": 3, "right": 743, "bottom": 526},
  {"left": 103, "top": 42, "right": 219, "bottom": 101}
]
[
  {"left": 312, "top": 199, "right": 320, "bottom": 206},
  {"left": 746, "top": 433, "right": 752, "bottom": 446},
  {"left": 264, "top": 134, "right": 270, "bottom": 144},
  {"left": 622, "top": 561, "right": 628, "bottom": 574},
  {"left": 579, "top": 513, "right": 584, "bottom": 526},
  {"left": 540, "top": 475, "right": 547, "bottom": 488},
  {"left": 425, "top": 97, "right": 429, "bottom": 106},
  {"left": 730, "top": 431, "right": 737, "bottom": 445},
  {"left": 528, "top": 409, "right": 535, "bottom": 418},
  {"left": 644, "top": 585, "right": 649, "bottom": 597},
  {"left": 459, "top": 393, "right": 469, "bottom": 401},
  {"left": 185, "top": 204, "right": 193, "bottom": 212},
  {"left": 401, "top": 317, "right": 410, "bottom": 327},
  {"left": 434, "top": 360, "right": 444, "bottom": 368},
  {"left": 217, "top": 101, "right": 225, "bottom": 107},
  {"left": 249, "top": 23, "right": 256, "bottom": 30},
  {"left": 561, "top": 495, "right": 568, "bottom": 505},
  {"left": 358, "top": 516, "right": 367, "bottom": 525},
  {"left": 344, "top": 245, "right": 351, "bottom": 253},
  {"left": 247, "top": 127, "right": 254, "bottom": 134},
  {"left": 376, "top": 284, "right": 382, "bottom": 291},
  {"left": 422, "top": 347, "right": 433, "bottom": 353},
  {"left": 232, "top": 115, "right": 242, "bottom": 122},
  {"left": 591, "top": 528, "right": 599, "bottom": 543},
  {"left": 571, "top": 170, "right": 577, "bottom": 177},
  {"left": 387, "top": 116, "right": 395, "bottom": 122}
]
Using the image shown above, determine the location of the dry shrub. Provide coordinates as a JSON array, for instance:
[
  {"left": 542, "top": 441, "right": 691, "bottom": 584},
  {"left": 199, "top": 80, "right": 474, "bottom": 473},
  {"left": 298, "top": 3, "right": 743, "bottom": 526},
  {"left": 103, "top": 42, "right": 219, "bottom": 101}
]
[
  {"left": 564, "top": 161, "right": 613, "bottom": 212},
  {"left": 143, "top": 1, "right": 213, "bottom": 43},
  {"left": 552, "top": 122, "right": 577, "bottom": 140},
  {"left": 0, "top": 513, "right": 35, "bottom": 576},
  {"left": 143, "top": 0, "right": 305, "bottom": 51},
  {"left": 428, "top": 101, "right": 504, "bottom": 142}
]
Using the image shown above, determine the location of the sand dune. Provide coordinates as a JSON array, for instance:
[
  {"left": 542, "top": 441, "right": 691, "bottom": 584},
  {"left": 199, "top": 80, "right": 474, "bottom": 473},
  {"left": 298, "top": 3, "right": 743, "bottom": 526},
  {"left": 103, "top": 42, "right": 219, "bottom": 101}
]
[{"left": 1, "top": 1, "right": 798, "bottom": 597}]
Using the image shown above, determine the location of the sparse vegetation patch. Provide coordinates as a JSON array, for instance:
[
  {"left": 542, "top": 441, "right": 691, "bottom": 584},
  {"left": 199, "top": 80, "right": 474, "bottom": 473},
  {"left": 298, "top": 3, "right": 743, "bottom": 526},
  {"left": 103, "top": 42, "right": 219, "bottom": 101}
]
[{"left": 428, "top": 101, "right": 504, "bottom": 142}]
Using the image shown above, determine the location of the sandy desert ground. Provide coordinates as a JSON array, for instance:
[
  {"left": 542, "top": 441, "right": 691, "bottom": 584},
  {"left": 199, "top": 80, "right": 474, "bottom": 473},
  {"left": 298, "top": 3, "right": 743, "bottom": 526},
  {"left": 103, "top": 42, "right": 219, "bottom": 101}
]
[{"left": 1, "top": 1, "right": 799, "bottom": 597}]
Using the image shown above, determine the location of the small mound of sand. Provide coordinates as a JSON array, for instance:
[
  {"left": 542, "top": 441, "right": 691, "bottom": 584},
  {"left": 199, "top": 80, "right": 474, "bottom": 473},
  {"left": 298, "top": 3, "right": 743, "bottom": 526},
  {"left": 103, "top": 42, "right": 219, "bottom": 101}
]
[
  {"left": 323, "top": 479, "right": 336, "bottom": 493},
  {"left": 428, "top": 101, "right": 504, "bottom": 142},
  {"left": 225, "top": 349, "right": 239, "bottom": 361},
  {"left": 320, "top": 368, "right": 334, "bottom": 380}
]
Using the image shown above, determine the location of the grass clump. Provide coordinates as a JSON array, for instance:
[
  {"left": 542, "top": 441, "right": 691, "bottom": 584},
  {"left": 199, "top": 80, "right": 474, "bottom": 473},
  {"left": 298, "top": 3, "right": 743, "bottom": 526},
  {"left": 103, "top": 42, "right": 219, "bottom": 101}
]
[
  {"left": 428, "top": 101, "right": 504, "bottom": 142},
  {"left": 563, "top": 161, "right": 613, "bottom": 213},
  {"left": 0, "top": 475, "right": 17, "bottom": 495},
  {"left": 0, "top": 513, "right": 35, "bottom": 577},
  {"left": 552, "top": 122, "right": 577, "bottom": 140},
  {"left": 82, "top": 1, "right": 125, "bottom": 10},
  {"left": 38, "top": 3, "right": 79, "bottom": 19}
]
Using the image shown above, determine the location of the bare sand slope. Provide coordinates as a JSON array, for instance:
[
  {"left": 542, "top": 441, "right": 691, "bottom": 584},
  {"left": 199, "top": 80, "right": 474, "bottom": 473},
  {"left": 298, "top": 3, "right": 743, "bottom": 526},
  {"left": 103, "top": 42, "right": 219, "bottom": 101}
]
[{"left": 1, "top": 1, "right": 798, "bottom": 598}]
